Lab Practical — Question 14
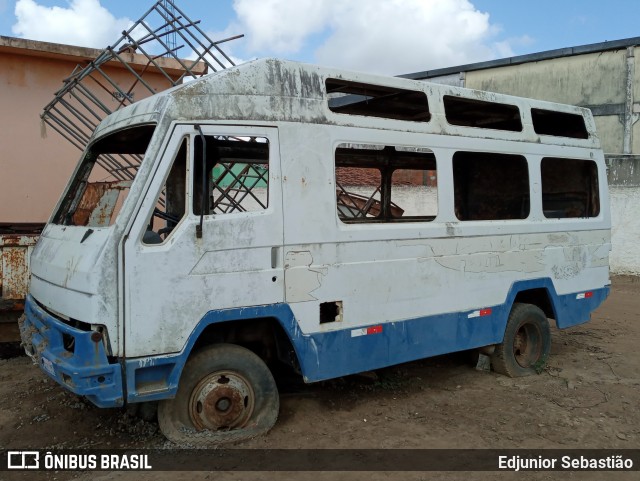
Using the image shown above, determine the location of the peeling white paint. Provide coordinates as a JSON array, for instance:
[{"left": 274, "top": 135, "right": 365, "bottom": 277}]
[{"left": 284, "top": 251, "right": 328, "bottom": 303}]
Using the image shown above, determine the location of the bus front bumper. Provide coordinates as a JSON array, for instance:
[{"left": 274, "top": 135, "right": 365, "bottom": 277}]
[{"left": 19, "top": 294, "right": 124, "bottom": 408}]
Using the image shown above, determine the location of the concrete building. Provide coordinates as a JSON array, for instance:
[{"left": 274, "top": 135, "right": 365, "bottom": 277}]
[
  {"left": 0, "top": 36, "right": 192, "bottom": 224},
  {"left": 404, "top": 37, "right": 640, "bottom": 274}
]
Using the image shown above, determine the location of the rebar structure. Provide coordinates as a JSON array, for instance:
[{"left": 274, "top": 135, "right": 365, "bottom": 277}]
[
  {"left": 161, "top": 0, "right": 178, "bottom": 57},
  {"left": 41, "top": 0, "right": 243, "bottom": 180}
]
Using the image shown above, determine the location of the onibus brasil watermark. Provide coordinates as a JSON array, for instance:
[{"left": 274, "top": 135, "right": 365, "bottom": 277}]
[
  {"left": 3, "top": 449, "right": 638, "bottom": 472},
  {"left": 7, "top": 451, "right": 151, "bottom": 470},
  {"left": 499, "top": 454, "right": 634, "bottom": 471}
]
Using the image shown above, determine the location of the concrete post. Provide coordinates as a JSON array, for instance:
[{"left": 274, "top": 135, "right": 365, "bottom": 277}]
[{"left": 623, "top": 47, "right": 638, "bottom": 154}]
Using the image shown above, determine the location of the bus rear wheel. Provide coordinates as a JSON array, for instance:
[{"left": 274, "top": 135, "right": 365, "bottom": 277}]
[
  {"left": 158, "top": 343, "right": 279, "bottom": 445},
  {"left": 491, "top": 303, "right": 551, "bottom": 377}
]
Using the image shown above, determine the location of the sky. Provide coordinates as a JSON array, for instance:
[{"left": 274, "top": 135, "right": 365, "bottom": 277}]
[{"left": 0, "top": 0, "right": 638, "bottom": 76}]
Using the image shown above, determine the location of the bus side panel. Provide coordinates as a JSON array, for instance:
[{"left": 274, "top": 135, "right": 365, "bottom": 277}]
[
  {"left": 288, "top": 279, "right": 608, "bottom": 382},
  {"left": 123, "top": 277, "right": 608, "bottom": 402}
]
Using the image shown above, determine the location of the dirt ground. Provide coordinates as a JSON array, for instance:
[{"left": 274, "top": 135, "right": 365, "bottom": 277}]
[{"left": 1, "top": 276, "right": 639, "bottom": 481}]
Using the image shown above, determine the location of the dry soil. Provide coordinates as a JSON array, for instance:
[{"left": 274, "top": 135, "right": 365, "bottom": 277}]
[{"left": 1, "top": 276, "right": 638, "bottom": 481}]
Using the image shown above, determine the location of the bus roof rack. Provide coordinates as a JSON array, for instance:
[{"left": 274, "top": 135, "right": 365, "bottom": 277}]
[{"left": 41, "top": 0, "right": 242, "bottom": 179}]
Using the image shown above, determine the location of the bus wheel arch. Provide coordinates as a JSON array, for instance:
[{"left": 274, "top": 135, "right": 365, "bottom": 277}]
[
  {"left": 189, "top": 316, "right": 302, "bottom": 373},
  {"left": 491, "top": 302, "right": 551, "bottom": 377}
]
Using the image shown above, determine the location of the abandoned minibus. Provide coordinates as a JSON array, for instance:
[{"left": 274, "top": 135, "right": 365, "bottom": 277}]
[{"left": 20, "top": 58, "right": 611, "bottom": 444}]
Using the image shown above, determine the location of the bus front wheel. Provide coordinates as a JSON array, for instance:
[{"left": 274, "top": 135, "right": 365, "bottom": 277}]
[
  {"left": 491, "top": 303, "right": 551, "bottom": 377},
  {"left": 158, "top": 343, "right": 279, "bottom": 445}
]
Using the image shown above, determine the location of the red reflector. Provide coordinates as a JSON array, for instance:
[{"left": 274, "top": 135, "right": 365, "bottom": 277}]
[
  {"left": 585, "top": 291, "right": 593, "bottom": 298},
  {"left": 367, "top": 325, "right": 383, "bottom": 335},
  {"left": 479, "top": 308, "right": 492, "bottom": 316}
]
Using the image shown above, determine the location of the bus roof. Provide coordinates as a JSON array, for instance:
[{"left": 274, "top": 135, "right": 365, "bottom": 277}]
[{"left": 94, "top": 58, "right": 600, "bottom": 149}]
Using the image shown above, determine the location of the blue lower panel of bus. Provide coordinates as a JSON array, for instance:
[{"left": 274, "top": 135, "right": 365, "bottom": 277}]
[
  {"left": 124, "top": 279, "right": 609, "bottom": 403},
  {"left": 21, "top": 279, "right": 609, "bottom": 407},
  {"left": 20, "top": 295, "right": 124, "bottom": 408}
]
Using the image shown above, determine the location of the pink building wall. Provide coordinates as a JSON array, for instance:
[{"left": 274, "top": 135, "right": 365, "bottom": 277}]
[{"left": 0, "top": 36, "right": 187, "bottom": 223}]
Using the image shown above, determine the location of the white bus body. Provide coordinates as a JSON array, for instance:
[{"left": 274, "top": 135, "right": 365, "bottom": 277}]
[{"left": 20, "top": 58, "right": 610, "bottom": 443}]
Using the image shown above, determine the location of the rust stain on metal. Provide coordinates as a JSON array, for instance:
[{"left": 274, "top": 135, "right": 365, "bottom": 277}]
[
  {"left": 1, "top": 246, "right": 29, "bottom": 301},
  {"left": 0, "top": 299, "right": 25, "bottom": 311},
  {"left": 0, "top": 234, "right": 38, "bottom": 247},
  {"left": 71, "top": 181, "right": 129, "bottom": 226},
  {"left": 200, "top": 384, "right": 249, "bottom": 429},
  {"left": 1, "top": 231, "right": 38, "bottom": 313},
  {"left": 72, "top": 182, "right": 111, "bottom": 226}
]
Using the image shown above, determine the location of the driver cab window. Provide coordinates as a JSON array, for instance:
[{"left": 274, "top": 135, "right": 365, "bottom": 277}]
[
  {"left": 192, "top": 135, "right": 269, "bottom": 215},
  {"left": 142, "top": 138, "right": 187, "bottom": 245}
]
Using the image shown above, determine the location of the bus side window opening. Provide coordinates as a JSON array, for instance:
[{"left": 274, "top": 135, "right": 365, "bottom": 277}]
[
  {"left": 541, "top": 157, "right": 599, "bottom": 218},
  {"left": 335, "top": 144, "right": 438, "bottom": 223},
  {"left": 453, "top": 152, "right": 530, "bottom": 221},
  {"left": 192, "top": 136, "right": 270, "bottom": 216}
]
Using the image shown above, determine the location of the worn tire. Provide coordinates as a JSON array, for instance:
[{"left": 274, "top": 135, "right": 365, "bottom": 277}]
[
  {"left": 158, "top": 343, "right": 279, "bottom": 446},
  {"left": 491, "top": 303, "right": 551, "bottom": 377}
]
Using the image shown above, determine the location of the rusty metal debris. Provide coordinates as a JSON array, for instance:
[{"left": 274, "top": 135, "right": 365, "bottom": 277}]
[
  {"left": 0, "top": 227, "right": 40, "bottom": 342},
  {"left": 0, "top": 231, "right": 39, "bottom": 309},
  {"left": 41, "top": 0, "right": 242, "bottom": 179},
  {"left": 336, "top": 188, "right": 404, "bottom": 219},
  {"left": 70, "top": 180, "right": 132, "bottom": 227}
]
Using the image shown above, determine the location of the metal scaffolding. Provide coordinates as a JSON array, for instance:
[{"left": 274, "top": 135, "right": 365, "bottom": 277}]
[{"left": 41, "top": 0, "right": 242, "bottom": 179}]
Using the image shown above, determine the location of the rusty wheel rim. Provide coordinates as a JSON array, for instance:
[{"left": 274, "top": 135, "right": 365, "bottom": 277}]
[
  {"left": 513, "top": 321, "right": 542, "bottom": 368},
  {"left": 189, "top": 371, "right": 255, "bottom": 431}
]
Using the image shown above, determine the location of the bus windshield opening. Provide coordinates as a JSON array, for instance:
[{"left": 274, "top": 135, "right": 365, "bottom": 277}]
[{"left": 52, "top": 125, "right": 155, "bottom": 227}]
